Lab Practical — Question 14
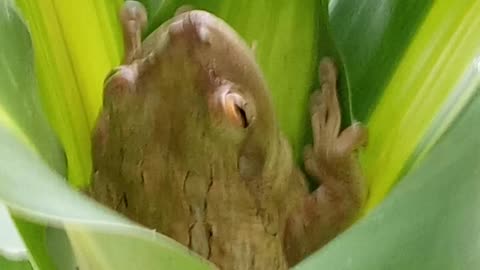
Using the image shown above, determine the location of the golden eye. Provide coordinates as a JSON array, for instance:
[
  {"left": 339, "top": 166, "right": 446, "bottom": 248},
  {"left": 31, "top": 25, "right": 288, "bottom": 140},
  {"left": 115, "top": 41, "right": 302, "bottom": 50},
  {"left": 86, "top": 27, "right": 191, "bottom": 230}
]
[
  {"left": 224, "top": 93, "right": 249, "bottom": 128},
  {"left": 211, "top": 81, "right": 256, "bottom": 130}
]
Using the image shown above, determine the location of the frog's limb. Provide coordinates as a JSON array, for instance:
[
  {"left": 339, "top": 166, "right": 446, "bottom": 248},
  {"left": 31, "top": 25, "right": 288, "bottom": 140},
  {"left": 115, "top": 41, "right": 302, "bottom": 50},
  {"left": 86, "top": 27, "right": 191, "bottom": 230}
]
[
  {"left": 283, "top": 57, "right": 367, "bottom": 265},
  {"left": 120, "top": 1, "right": 147, "bottom": 64}
]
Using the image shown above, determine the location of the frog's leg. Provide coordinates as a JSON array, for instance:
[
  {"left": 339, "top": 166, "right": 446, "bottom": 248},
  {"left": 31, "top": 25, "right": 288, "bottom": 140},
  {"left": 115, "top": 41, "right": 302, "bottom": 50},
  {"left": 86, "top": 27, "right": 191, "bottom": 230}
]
[
  {"left": 120, "top": 1, "right": 147, "bottom": 64},
  {"left": 283, "top": 57, "right": 368, "bottom": 266}
]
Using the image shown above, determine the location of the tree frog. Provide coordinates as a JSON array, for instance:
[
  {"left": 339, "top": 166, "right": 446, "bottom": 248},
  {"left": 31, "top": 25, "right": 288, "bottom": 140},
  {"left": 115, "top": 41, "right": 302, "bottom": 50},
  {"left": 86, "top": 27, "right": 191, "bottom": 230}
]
[{"left": 88, "top": 1, "right": 368, "bottom": 269}]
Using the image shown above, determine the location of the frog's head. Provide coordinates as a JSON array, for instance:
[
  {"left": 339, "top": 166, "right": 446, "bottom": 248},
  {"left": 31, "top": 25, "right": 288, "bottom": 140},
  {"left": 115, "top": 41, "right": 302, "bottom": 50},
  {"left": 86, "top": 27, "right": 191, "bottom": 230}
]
[{"left": 99, "top": 10, "right": 286, "bottom": 181}]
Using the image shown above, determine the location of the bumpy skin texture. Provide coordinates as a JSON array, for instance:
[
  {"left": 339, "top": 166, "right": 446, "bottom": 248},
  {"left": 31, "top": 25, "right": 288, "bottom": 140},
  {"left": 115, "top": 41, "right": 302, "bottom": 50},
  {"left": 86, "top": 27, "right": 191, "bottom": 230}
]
[{"left": 89, "top": 2, "right": 368, "bottom": 269}]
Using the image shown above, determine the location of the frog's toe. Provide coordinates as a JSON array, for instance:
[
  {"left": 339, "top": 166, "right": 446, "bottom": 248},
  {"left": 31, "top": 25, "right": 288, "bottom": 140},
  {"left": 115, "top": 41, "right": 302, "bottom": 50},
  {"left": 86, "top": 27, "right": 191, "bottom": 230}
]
[
  {"left": 308, "top": 90, "right": 328, "bottom": 152},
  {"left": 308, "top": 57, "right": 341, "bottom": 154},
  {"left": 318, "top": 57, "right": 337, "bottom": 85},
  {"left": 336, "top": 123, "right": 368, "bottom": 157},
  {"left": 121, "top": 1, "right": 147, "bottom": 29},
  {"left": 120, "top": 1, "right": 148, "bottom": 63},
  {"left": 303, "top": 145, "right": 322, "bottom": 182},
  {"left": 307, "top": 57, "right": 367, "bottom": 162},
  {"left": 309, "top": 90, "right": 327, "bottom": 126}
]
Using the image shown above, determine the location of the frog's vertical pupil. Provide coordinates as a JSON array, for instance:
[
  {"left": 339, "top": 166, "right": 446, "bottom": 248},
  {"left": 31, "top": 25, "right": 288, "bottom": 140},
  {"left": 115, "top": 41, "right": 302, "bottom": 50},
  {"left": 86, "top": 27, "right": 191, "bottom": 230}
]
[{"left": 235, "top": 105, "right": 248, "bottom": 128}]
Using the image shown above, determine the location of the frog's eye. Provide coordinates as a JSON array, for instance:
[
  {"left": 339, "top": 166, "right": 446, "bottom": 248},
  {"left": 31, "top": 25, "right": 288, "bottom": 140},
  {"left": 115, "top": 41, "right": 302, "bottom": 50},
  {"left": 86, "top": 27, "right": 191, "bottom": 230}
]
[
  {"left": 210, "top": 81, "right": 255, "bottom": 130},
  {"left": 223, "top": 92, "right": 249, "bottom": 128}
]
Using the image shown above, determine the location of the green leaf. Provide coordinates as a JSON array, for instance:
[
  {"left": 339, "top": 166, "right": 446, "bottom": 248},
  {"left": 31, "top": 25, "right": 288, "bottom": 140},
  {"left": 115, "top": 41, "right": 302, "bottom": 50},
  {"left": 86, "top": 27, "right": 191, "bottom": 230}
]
[
  {"left": 15, "top": 0, "right": 124, "bottom": 187},
  {"left": 0, "top": 204, "right": 27, "bottom": 263},
  {"left": 330, "top": 0, "right": 435, "bottom": 208},
  {"left": 334, "top": 0, "right": 480, "bottom": 209},
  {"left": 13, "top": 219, "right": 58, "bottom": 270},
  {"left": 0, "top": 0, "right": 64, "bottom": 174},
  {"left": 0, "top": 256, "right": 32, "bottom": 270},
  {"left": 0, "top": 1, "right": 64, "bottom": 268}
]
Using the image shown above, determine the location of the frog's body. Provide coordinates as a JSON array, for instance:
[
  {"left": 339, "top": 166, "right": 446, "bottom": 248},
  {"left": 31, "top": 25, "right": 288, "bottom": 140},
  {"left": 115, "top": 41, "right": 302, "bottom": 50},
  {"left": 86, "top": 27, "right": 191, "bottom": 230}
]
[{"left": 89, "top": 2, "right": 367, "bottom": 269}]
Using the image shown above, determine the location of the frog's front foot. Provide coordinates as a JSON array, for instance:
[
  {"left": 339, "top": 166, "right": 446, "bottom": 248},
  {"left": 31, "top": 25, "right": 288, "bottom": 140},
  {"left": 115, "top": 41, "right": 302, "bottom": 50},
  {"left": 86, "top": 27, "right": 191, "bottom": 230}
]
[
  {"left": 303, "top": 57, "right": 367, "bottom": 182},
  {"left": 283, "top": 57, "right": 368, "bottom": 266}
]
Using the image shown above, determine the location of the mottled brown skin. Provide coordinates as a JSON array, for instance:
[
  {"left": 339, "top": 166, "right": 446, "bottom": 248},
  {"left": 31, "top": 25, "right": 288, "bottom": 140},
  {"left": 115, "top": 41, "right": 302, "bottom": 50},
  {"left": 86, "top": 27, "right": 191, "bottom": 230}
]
[{"left": 88, "top": 2, "right": 368, "bottom": 269}]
